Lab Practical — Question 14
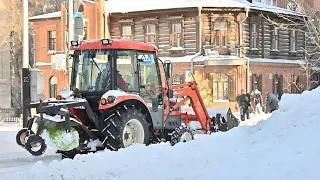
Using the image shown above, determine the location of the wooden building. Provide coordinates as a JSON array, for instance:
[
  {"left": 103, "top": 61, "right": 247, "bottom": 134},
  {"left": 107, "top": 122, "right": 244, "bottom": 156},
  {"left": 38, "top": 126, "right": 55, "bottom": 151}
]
[
  {"left": 29, "top": 0, "right": 308, "bottom": 111},
  {"left": 106, "top": 0, "right": 307, "bottom": 110}
]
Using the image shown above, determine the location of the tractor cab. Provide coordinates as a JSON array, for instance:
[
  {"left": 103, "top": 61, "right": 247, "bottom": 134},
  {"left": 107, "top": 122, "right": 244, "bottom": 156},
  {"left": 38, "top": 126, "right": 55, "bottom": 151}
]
[{"left": 69, "top": 39, "right": 167, "bottom": 120}]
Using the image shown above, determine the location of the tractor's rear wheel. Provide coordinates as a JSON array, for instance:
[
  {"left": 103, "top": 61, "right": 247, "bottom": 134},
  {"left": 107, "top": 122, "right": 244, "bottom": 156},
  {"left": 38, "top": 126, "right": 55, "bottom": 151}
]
[
  {"left": 170, "top": 126, "right": 194, "bottom": 146},
  {"left": 102, "top": 105, "right": 150, "bottom": 151}
]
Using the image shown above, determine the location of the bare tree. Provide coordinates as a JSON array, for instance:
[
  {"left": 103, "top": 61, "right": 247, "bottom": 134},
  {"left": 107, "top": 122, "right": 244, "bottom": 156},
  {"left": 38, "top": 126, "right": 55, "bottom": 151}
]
[
  {"left": 0, "top": 0, "right": 63, "bottom": 108},
  {"left": 260, "top": 0, "right": 320, "bottom": 91}
]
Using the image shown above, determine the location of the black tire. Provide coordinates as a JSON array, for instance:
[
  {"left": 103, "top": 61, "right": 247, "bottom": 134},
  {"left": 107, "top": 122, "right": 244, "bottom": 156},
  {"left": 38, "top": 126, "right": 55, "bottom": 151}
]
[
  {"left": 25, "top": 134, "right": 47, "bottom": 156},
  {"left": 16, "top": 128, "right": 35, "bottom": 147},
  {"left": 101, "top": 105, "right": 150, "bottom": 151},
  {"left": 170, "top": 126, "right": 194, "bottom": 146}
]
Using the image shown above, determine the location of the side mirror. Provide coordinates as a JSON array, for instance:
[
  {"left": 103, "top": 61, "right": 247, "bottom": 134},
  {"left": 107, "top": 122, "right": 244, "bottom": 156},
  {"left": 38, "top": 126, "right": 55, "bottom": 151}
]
[{"left": 164, "top": 60, "right": 173, "bottom": 80}]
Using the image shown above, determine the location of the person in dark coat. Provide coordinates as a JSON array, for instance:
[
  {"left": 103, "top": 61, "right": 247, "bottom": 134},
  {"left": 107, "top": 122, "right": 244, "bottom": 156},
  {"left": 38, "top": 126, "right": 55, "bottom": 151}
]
[
  {"left": 236, "top": 89, "right": 251, "bottom": 121},
  {"left": 266, "top": 92, "right": 279, "bottom": 113}
]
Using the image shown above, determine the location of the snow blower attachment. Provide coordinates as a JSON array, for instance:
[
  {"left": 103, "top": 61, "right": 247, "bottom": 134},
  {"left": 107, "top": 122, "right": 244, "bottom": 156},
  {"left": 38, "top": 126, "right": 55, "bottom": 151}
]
[{"left": 16, "top": 39, "right": 239, "bottom": 158}]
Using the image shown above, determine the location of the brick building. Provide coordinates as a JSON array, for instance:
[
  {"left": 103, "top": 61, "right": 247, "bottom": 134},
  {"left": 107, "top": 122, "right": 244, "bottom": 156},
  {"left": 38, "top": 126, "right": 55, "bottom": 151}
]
[
  {"left": 29, "top": 0, "right": 105, "bottom": 99},
  {"left": 29, "top": 0, "right": 307, "bottom": 111}
]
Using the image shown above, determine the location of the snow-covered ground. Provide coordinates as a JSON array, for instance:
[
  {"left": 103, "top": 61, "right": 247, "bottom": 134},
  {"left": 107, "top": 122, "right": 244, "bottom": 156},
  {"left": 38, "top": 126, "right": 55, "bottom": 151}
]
[{"left": 2, "top": 86, "right": 320, "bottom": 180}]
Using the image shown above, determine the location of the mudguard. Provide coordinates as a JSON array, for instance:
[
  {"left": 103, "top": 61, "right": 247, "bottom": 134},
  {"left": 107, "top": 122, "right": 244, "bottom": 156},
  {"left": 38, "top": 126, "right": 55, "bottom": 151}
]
[{"left": 98, "top": 90, "right": 147, "bottom": 110}]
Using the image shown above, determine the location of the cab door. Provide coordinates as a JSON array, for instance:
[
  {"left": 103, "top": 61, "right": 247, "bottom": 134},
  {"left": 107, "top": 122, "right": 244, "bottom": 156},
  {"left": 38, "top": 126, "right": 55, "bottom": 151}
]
[{"left": 137, "top": 51, "right": 164, "bottom": 130}]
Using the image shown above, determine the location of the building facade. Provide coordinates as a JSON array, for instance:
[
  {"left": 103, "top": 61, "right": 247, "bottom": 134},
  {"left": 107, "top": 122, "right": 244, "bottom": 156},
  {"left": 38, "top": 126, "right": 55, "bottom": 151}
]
[
  {"left": 106, "top": 0, "right": 306, "bottom": 110},
  {"left": 29, "top": 0, "right": 307, "bottom": 111},
  {"left": 29, "top": 0, "right": 105, "bottom": 99}
]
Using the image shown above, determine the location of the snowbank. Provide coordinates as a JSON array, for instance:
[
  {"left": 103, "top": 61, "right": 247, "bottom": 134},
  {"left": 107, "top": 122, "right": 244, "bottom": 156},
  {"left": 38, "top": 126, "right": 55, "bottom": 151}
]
[{"left": 3, "top": 87, "right": 320, "bottom": 180}]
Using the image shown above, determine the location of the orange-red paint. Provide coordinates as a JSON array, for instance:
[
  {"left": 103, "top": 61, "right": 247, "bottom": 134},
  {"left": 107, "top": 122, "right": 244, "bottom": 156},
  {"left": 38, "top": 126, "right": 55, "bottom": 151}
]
[
  {"left": 163, "top": 81, "right": 213, "bottom": 133},
  {"left": 70, "top": 39, "right": 157, "bottom": 52},
  {"left": 98, "top": 95, "right": 147, "bottom": 110}
]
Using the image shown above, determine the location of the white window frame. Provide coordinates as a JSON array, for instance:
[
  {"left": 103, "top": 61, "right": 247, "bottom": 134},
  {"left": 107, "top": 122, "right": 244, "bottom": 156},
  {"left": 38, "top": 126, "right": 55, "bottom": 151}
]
[
  {"left": 122, "top": 26, "right": 132, "bottom": 40},
  {"left": 271, "top": 27, "right": 279, "bottom": 51},
  {"left": 290, "top": 29, "right": 296, "bottom": 52},
  {"left": 172, "top": 23, "right": 182, "bottom": 47},
  {"left": 213, "top": 22, "right": 228, "bottom": 47},
  {"left": 145, "top": 24, "right": 156, "bottom": 43},
  {"left": 251, "top": 23, "right": 258, "bottom": 49}
]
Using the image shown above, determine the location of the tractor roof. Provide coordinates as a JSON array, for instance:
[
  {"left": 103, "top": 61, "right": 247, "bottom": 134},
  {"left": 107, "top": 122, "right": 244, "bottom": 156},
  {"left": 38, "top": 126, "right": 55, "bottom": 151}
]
[{"left": 70, "top": 39, "right": 157, "bottom": 52}]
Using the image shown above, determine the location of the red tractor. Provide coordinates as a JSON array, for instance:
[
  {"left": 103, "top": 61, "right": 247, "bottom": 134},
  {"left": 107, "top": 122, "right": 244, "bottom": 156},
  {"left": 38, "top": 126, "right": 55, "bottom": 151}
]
[{"left": 16, "top": 39, "right": 239, "bottom": 158}]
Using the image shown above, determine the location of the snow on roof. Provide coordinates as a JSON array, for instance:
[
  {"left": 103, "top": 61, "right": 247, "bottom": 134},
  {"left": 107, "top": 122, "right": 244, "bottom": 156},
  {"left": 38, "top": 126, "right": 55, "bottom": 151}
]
[
  {"left": 249, "top": 58, "right": 305, "bottom": 65},
  {"left": 160, "top": 55, "right": 208, "bottom": 63},
  {"left": 29, "top": 11, "right": 61, "bottom": 21},
  {"left": 251, "top": 2, "right": 301, "bottom": 16},
  {"left": 105, "top": 0, "right": 300, "bottom": 16}
]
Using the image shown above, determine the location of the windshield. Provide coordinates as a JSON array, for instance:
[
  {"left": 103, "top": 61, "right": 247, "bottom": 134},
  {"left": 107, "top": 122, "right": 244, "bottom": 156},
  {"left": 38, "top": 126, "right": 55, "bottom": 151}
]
[
  {"left": 72, "top": 50, "right": 111, "bottom": 91},
  {"left": 71, "top": 49, "right": 162, "bottom": 95}
]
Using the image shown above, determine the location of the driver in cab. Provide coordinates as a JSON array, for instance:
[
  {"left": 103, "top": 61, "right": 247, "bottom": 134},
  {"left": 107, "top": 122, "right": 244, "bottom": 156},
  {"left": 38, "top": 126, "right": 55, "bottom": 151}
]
[{"left": 117, "top": 70, "right": 128, "bottom": 91}]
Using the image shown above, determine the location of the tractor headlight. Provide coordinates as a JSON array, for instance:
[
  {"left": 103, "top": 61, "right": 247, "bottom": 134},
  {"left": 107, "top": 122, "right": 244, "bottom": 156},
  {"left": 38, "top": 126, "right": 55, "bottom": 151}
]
[
  {"left": 71, "top": 40, "right": 79, "bottom": 47},
  {"left": 100, "top": 96, "right": 116, "bottom": 105},
  {"left": 101, "top": 39, "right": 111, "bottom": 45}
]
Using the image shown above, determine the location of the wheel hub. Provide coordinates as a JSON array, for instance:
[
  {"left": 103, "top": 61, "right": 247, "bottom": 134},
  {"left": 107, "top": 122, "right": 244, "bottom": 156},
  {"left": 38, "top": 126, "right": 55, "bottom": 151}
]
[
  {"left": 122, "top": 119, "right": 145, "bottom": 147},
  {"left": 180, "top": 132, "right": 193, "bottom": 142}
]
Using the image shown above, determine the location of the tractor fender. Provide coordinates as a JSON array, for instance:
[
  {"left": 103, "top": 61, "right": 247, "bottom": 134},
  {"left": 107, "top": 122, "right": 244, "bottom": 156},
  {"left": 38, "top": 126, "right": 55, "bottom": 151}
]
[
  {"left": 99, "top": 90, "right": 153, "bottom": 129},
  {"left": 99, "top": 90, "right": 147, "bottom": 110}
]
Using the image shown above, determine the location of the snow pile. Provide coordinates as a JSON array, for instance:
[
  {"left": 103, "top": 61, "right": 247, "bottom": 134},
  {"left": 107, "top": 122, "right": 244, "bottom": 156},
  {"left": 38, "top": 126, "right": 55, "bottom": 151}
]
[{"left": 3, "top": 88, "right": 320, "bottom": 180}]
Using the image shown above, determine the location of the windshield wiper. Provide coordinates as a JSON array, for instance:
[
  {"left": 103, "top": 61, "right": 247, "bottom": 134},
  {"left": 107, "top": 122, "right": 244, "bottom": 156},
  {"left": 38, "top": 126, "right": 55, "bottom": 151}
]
[{"left": 91, "top": 58, "right": 107, "bottom": 77}]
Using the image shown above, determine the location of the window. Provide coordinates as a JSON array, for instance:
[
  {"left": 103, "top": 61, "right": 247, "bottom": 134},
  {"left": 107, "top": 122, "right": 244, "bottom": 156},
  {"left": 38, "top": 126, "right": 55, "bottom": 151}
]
[
  {"left": 172, "top": 73, "right": 183, "bottom": 84},
  {"left": 145, "top": 25, "right": 156, "bottom": 43},
  {"left": 290, "top": 29, "right": 296, "bottom": 51},
  {"left": 171, "top": 23, "right": 182, "bottom": 47},
  {"left": 211, "top": 73, "right": 229, "bottom": 101},
  {"left": 116, "top": 50, "right": 139, "bottom": 91},
  {"left": 49, "top": 76, "right": 57, "bottom": 98},
  {"left": 271, "top": 27, "right": 279, "bottom": 51},
  {"left": 251, "top": 23, "right": 258, "bottom": 49},
  {"left": 122, "top": 26, "right": 132, "bottom": 40},
  {"left": 137, "top": 51, "right": 162, "bottom": 103},
  {"left": 213, "top": 22, "right": 228, "bottom": 47},
  {"left": 48, "top": 31, "right": 56, "bottom": 51}
]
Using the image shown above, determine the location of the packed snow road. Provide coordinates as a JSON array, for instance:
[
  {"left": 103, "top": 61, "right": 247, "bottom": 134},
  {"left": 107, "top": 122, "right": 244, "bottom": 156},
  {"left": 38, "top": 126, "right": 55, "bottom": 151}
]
[{"left": 0, "top": 111, "right": 269, "bottom": 180}]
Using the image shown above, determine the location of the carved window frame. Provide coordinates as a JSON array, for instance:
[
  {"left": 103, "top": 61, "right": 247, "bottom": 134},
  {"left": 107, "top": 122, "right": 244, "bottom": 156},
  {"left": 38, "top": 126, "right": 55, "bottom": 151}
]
[
  {"left": 119, "top": 19, "right": 134, "bottom": 41},
  {"left": 142, "top": 18, "right": 159, "bottom": 44},
  {"left": 211, "top": 18, "right": 229, "bottom": 48},
  {"left": 289, "top": 29, "right": 297, "bottom": 52},
  {"left": 168, "top": 15, "right": 184, "bottom": 48},
  {"left": 250, "top": 20, "right": 259, "bottom": 50},
  {"left": 271, "top": 26, "right": 279, "bottom": 51}
]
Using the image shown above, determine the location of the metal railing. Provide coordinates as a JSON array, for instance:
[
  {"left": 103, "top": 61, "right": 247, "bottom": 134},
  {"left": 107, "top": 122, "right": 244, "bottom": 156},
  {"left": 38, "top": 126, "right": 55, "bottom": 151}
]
[{"left": 0, "top": 108, "right": 21, "bottom": 123}]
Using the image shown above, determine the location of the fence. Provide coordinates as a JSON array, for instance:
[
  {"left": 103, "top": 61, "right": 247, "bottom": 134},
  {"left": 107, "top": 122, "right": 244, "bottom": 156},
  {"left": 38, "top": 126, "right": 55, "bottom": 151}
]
[{"left": 0, "top": 108, "right": 21, "bottom": 123}]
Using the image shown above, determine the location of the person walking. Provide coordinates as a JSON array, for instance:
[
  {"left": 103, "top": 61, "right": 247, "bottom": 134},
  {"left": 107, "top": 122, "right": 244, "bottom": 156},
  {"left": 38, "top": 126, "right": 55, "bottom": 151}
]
[
  {"left": 266, "top": 92, "right": 279, "bottom": 113},
  {"left": 236, "top": 89, "right": 251, "bottom": 121},
  {"left": 253, "top": 89, "right": 263, "bottom": 114}
]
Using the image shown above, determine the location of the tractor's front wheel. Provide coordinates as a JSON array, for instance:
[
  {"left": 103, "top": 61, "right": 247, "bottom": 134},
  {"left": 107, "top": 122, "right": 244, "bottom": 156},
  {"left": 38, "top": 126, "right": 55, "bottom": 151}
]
[
  {"left": 102, "top": 106, "right": 150, "bottom": 151},
  {"left": 170, "top": 126, "right": 194, "bottom": 146}
]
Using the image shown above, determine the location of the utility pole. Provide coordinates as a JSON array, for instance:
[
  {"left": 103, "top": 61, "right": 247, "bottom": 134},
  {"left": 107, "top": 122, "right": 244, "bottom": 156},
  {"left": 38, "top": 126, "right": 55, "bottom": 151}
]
[
  {"left": 22, "top": 0, "right": 29, "bottom": 69},
  {"left": 67, "top": 0, "right": 74, "bottom": 87},
  {"left": 22, "top": 0, "right": 31, "bottom": 128}
]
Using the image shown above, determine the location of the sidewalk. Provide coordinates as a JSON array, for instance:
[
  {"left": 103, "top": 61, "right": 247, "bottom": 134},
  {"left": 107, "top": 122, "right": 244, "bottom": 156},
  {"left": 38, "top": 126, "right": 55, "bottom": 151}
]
[{"left": 0, "top": 123, "right": 22, "bottom": 132}]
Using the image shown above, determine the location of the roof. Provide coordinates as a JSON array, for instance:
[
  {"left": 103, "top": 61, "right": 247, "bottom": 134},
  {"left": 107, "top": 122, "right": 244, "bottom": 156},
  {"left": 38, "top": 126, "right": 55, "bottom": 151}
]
[
  {"left": 29, "top": 0, "right": 301, "bottom": 21},
  {"left": 249, "top": 58, "right": 305, "bottom": 65},
  {"left": 29, "top": 11, "right": 61, "bottom": 21},
  {"left": 105, "top": 0, "right": 301, "bottom": 16},
  {"left": 70, "top": 39, "right": 157, "bottom": 52}
]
